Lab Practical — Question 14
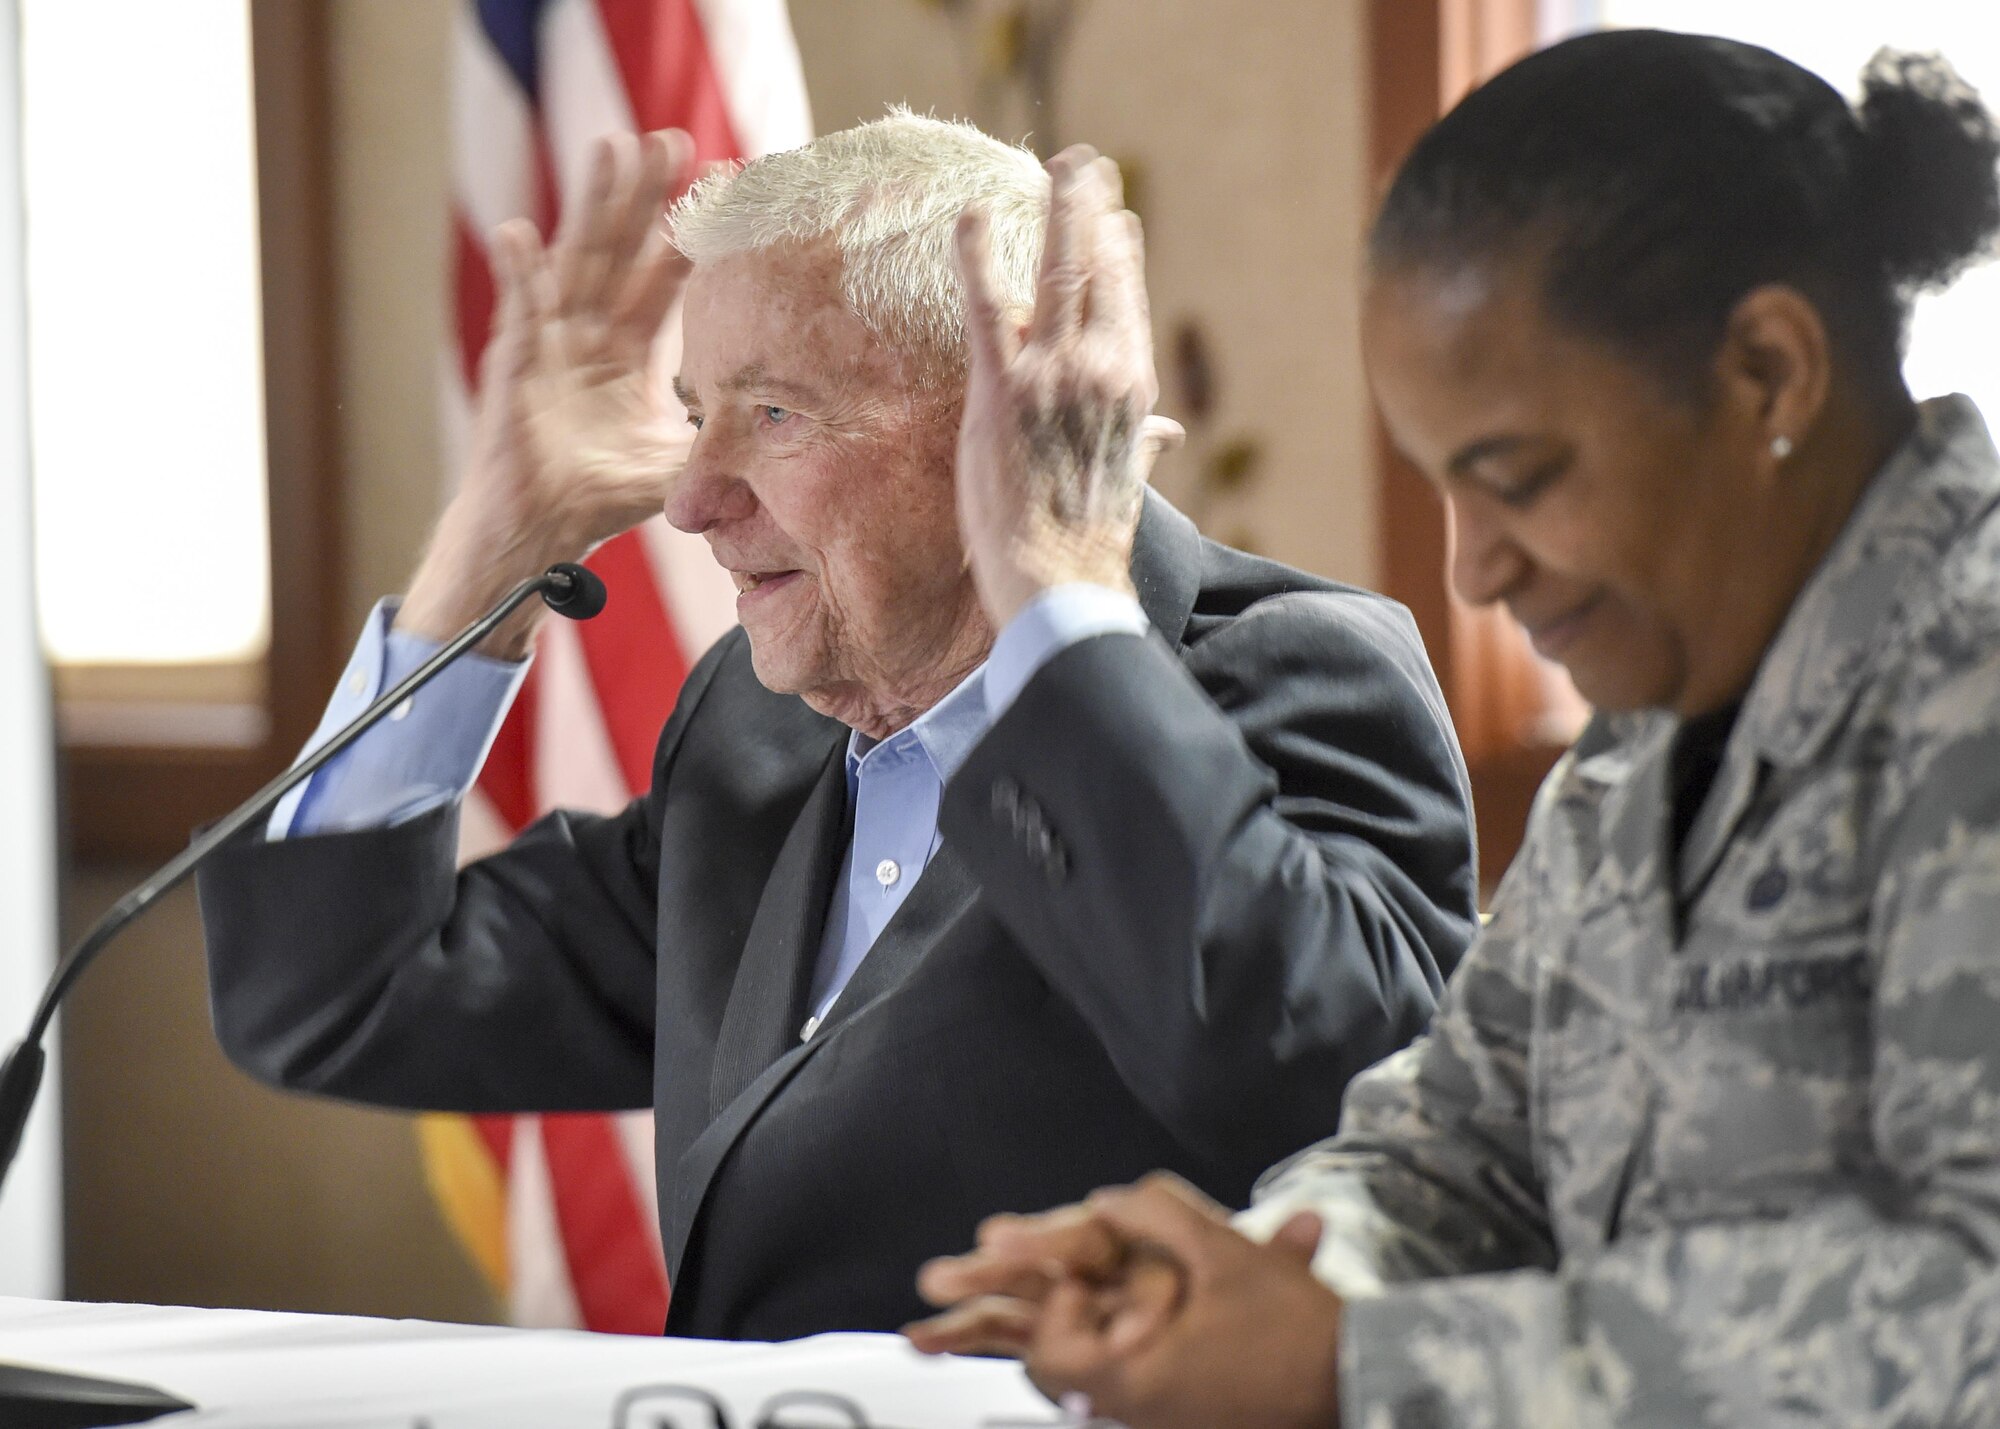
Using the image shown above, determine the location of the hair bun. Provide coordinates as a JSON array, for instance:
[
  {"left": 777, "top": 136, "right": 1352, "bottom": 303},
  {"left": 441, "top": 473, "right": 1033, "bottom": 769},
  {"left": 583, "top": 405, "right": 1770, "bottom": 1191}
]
[{"left": 1855, "top": 49, "right": 2000, "bottom": 293}]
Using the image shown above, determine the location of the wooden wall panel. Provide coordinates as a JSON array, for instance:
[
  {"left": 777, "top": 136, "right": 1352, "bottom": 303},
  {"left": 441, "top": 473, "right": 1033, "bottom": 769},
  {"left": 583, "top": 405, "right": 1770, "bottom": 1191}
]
[{"left": 1367, "top": 0, "right": 1577, "bottom": 889}]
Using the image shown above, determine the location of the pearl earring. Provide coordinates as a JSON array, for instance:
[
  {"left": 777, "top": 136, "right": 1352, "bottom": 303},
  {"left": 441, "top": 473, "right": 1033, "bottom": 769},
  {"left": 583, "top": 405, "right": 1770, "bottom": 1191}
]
[{"left": 1771, "top": 434, "right": 1794, "bottom": 461}]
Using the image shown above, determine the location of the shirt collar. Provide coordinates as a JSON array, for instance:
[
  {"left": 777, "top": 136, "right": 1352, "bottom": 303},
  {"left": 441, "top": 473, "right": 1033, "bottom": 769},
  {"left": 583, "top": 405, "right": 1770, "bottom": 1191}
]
[
  {"left": 845, "top": 662, "right": 992, "bottom": 786},
  {"left": 1738, "top": 393, "right": 2000, "bottom": 769}
]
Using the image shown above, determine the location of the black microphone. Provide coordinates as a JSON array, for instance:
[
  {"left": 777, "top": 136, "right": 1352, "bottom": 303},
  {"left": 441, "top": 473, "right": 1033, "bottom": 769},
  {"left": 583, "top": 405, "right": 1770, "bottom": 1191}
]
[{"left": 0, "top": 561, "right": 608, "bottom": 1200}]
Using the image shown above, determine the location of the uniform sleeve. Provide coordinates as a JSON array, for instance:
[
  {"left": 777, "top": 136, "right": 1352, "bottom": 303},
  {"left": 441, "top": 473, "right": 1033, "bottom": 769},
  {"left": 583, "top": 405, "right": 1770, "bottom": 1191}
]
[
  {"left": 1267, "top": 667, "right": 2000, "bottom": 1429},
  {"left": 1236, "top": 815, "right": 1561, "bottom": 1299}
]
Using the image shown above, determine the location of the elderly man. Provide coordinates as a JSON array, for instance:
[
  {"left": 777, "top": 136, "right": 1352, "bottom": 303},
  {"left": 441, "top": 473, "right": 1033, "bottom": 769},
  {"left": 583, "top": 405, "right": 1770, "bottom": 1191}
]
[{"left": 197, "top": 113, "right": 1476, "bottom": 1340}]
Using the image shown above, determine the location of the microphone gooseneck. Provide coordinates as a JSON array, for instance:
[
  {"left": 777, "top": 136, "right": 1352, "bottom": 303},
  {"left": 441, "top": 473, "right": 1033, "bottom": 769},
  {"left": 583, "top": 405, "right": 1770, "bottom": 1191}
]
[{"left": 0, "top": 564, "right": 609, "bottom": 1199}]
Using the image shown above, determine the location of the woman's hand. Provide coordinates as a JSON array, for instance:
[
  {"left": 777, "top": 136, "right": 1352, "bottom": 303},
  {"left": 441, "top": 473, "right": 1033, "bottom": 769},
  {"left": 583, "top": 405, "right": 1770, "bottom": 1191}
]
[{"left": 907, "top": 1174, "right": 1345, "bottom": 1429}]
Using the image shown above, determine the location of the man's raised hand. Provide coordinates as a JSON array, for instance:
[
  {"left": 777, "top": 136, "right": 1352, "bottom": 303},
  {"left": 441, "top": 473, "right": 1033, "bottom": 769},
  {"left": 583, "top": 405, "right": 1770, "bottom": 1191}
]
[
  {"left": 952, "top": 146, "right": 1184, "bottom": 627},
  {"left": 401, "top": 129, "right": 697, "bottom": 653}
]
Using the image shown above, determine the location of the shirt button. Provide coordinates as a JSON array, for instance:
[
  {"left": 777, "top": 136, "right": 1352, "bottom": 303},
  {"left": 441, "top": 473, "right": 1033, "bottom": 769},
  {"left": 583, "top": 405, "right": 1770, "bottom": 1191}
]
[
  {"left": 389, "top": 697, "right": 414, "bottom": 721},
  {"left": 799, "top": 1014, "right": 822, "bottom": 1042},
  {"left": 875, "top": 858, "right": 900, "bottom": 887}
]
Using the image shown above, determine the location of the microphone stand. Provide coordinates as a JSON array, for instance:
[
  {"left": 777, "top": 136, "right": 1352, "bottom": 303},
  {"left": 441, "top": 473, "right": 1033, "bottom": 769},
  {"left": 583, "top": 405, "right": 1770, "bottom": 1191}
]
[{"left": 0, "top": 562, "right": 607, "bottom": 1201}]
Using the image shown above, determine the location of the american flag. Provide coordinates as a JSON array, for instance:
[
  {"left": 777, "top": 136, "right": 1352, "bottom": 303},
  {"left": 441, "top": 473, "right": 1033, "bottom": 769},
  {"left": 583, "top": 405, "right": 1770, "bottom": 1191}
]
[{"left": 418, "top": 0, "right": 811, "bottom": 1334}]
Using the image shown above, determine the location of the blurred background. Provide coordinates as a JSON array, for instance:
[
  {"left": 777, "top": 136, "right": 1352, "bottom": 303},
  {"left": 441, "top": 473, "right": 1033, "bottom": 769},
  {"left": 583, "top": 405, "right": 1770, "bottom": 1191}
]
[{"left": 4, "top": 0, "right": 1997, "bottom": 1327}]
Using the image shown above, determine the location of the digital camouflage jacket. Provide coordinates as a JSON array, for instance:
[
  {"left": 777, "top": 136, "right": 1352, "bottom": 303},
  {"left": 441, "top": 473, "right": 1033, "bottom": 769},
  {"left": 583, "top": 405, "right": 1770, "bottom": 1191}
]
[{"left": 1243, "top": 396, "right": 2000, "bottom": 1427}]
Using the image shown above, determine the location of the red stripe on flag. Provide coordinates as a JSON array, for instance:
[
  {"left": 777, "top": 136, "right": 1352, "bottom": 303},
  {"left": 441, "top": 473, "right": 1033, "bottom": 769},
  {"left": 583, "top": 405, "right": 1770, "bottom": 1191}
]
[
  {"left": 566, "top": 1, "right": 741, "bottom": 799},
  {"left": 476, "top": 662, "right": 540, "bottom": 832},
  {"left": 471, "top": 1113, "right": 515, "bottom": 1172},
  {"left": 443, "top": 0, "right": 800, "bottom": 1338},
  {"left": 452, "top": 212, "right": 499, "bottom": 393},
  {"left": 594, "top": 0, "right": 743, "bottom": 162},
  {"left": 532, "top": 129, "right": 561, "bottom": 238},
  {"left": 540, "top": 1113, "right": 672, "bottom": 1333},
  {"left": 580, "top": 532, "right": 691, "bottom": 795}
]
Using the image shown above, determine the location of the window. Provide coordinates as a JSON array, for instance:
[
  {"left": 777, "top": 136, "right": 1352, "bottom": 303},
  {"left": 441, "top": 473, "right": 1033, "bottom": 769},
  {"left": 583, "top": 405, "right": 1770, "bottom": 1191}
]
[
  {"left": 23, "top": 0, "right": 274, "bottom": 749},
  {"left": 27, "top": 1, "right": 343, "bottom": 860}
]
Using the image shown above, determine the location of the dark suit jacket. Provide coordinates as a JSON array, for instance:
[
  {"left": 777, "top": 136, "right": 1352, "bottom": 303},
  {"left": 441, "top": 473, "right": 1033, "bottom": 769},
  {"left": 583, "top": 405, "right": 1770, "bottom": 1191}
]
[{"left": 197, "top": 493, "right": 1478, "bottom": 1341}]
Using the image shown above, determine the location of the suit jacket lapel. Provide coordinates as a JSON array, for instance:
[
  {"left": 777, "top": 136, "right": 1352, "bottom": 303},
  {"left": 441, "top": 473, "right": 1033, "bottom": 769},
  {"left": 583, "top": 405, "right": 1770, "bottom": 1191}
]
[
  {"left": 1673, "top": 739, "right": 1766, "bottom": 919},
  {"left": 668, "top": 843, "right": 982, "bottom": 1281},
  {"left": 814, "top": 843, "right": 979, "bottom": 1038},
  {"left": 670, "top": 1032, "right": 825, "bottom": 1280},
  {"left": 707, "top": 738, "right": 850, "bottom": 1118}
]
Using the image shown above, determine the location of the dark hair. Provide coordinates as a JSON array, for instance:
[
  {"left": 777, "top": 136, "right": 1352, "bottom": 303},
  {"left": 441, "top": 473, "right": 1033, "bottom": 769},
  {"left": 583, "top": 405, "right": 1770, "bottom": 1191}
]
[{"left": 1370, "top": 29, "right": 2000, "bottom": 402}]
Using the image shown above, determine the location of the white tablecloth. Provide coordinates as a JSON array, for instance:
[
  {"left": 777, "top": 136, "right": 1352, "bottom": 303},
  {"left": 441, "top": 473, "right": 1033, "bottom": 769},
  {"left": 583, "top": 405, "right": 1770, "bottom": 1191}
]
[{"left": 0, "top": 1296, "right": 1060, "bottom": 1427}]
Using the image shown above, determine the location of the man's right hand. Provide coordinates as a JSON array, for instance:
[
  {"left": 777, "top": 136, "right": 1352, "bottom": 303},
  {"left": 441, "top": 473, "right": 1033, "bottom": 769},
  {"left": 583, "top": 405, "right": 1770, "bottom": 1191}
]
[{"left": 400, "top": 128, "right": 698, "bottom": 657}]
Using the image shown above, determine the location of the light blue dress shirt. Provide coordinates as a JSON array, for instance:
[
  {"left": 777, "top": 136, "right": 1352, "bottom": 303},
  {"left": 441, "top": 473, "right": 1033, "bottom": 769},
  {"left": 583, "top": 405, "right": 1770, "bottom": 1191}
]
[
  {"left": 275, "top": 583, "right": 1149, "bottom": 1019},
  {"left": 808, "top": 666, "right": 990, "bottom": 1026}
]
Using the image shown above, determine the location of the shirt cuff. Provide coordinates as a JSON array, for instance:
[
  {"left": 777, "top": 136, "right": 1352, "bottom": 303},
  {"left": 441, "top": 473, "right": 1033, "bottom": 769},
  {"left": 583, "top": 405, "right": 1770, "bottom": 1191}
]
[
  {"left": 267, "top": 599, "right": 531, "bottom": 839},
  {"left": 1231, "top": 1192, "right": 1389, "bottom": 1302},
  {"left": 983, "top": 584, "right": 1149, "bottom": 718}
]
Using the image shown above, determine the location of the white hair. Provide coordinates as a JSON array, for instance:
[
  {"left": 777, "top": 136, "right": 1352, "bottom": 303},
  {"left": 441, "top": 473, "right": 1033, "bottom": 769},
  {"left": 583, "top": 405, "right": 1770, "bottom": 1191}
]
[{"left": 667, "top": 107, "right": 1048, "bottom": 385}]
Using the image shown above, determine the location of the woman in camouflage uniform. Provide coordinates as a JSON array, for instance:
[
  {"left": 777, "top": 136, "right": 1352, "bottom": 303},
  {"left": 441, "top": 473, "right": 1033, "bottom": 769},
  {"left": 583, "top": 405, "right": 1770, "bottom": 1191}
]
[{"left": 910, "top": 28, "right": 2000, "bottom": 1429}]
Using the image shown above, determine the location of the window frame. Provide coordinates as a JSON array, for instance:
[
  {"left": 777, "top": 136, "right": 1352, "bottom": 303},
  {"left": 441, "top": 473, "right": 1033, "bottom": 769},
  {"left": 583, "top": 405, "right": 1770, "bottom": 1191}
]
[{"left": 57, "top": 0, "right": 344, "bottom": 861}]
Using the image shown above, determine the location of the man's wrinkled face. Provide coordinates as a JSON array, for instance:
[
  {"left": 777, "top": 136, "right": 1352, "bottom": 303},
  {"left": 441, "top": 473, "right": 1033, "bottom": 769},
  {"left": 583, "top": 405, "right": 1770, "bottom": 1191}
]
[{"left": 669, "top": 240, "right": 980, "bottom": 724}]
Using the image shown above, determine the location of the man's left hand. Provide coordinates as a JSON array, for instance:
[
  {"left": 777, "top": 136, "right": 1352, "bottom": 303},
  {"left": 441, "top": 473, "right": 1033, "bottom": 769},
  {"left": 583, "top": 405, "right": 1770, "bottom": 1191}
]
[
  {"left": 952, "top": 147, "right": 1185, "bottom": 626},
  {"left": 906, "top": 1174, "right": 1345, "bottom": 1429}
]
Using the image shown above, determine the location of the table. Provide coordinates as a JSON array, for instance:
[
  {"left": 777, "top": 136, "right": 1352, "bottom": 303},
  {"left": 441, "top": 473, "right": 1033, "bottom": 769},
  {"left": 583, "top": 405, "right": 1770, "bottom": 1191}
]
[{"left": 0, "top": 1297, "right": 1062, "bottom": 1427}]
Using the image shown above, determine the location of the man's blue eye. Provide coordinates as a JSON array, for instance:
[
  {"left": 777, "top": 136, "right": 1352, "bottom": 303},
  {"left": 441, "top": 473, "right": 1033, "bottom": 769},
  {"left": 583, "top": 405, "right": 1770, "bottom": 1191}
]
[{"left": 761, "top": 406, "right": 793, "bottom": 425}]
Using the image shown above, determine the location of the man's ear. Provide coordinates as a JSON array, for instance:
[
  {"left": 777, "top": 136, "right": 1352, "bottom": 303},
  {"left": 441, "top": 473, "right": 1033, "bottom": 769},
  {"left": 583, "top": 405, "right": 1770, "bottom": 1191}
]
[
  {"left": 1713, "top": 284, "right": 1833, "bottom": 474},
  {"left": 1133, "top": 415, "right": 1187, "bottom": 486}
]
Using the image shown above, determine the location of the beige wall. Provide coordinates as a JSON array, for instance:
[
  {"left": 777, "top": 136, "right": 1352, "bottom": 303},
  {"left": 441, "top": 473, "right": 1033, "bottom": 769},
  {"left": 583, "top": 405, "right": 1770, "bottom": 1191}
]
[
  {"left": 60, "top": 868, "right": 496, "bottom": 1321},
  {"left": 334, "top": 0, "right": 1378, "bottom": 629},
  {"left": 63, "top": 0, "right": 1376, "bottom": 1320},
  {"left": 791, "top": 0, "right": 1377, "bottom": 582},
  {"left": 331, "top": 0, "right": 455, "bottom": 639}
]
